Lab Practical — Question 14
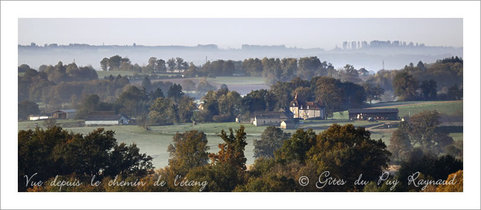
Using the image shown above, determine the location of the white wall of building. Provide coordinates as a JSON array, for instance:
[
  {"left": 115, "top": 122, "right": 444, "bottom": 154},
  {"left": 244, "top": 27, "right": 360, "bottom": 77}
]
[{"left": 85, "top": 120, "right": 119, "bottom": 126}]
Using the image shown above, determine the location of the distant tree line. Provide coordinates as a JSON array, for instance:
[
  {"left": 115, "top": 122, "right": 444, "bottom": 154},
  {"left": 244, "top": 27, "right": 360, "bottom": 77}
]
[
  {"left": 100, "top": 55, "right": 189, "bottom": 73},
  {"left": 99, "top": 55, "right": 376, "bottom": 85}
]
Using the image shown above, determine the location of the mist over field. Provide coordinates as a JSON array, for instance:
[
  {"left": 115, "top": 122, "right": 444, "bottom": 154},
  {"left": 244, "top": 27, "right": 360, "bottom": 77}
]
[{"left": 18, "top": 44, "right": 462, "bottom": 71}]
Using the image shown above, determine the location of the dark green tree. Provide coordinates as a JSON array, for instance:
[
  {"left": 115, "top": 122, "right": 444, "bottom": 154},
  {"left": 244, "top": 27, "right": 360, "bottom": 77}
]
[
  {"left": 254, "top": 126, "right": 290, "bottom": 158},
  {"left": 18, "top": 100, "right": 40, "bottom": 120},
  {"left": 167, "top": 130, "right": 210, "bottom": 175},
  {"left": 393, "top": 71, "right": 418, "bottom": 101},
  {"left": 276, "top": 129, "right": 317, "bottom": 163},
  {"left": 167, "top": 84, "right": 184, "bottom": 101},
  {"left": 420, "top": 80, "right": 437, "bottom": 100}
]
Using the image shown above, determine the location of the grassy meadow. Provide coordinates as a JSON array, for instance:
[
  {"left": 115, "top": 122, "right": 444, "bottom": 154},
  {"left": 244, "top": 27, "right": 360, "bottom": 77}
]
[{"left": 18, "top": 100, "right": 462, "bottom": 169}]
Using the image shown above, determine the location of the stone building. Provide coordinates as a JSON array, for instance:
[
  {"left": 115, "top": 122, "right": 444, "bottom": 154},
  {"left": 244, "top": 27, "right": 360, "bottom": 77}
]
[{"left": 289, "top": 94, "right": 326, "bottom": 120}]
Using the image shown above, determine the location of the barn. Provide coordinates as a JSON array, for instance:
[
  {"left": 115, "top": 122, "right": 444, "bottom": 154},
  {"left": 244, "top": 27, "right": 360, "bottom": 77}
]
[
  {"left": 85, "top": 112, "right": 130, "bottom": 126},
  {"left": 253, "top": 111, "right": 291, "bottom": 126},
  {"left": 348, "top": 108, "right": 399, "bottom": 120},
  {"left": 52, "top": 109, "right": 77, "bottom": 119}
]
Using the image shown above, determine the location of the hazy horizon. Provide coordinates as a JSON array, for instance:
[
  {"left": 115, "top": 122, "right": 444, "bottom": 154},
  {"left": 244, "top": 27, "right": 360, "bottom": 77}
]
[{"left": 19, "top": 18, "right": 463, "bottom": 50}]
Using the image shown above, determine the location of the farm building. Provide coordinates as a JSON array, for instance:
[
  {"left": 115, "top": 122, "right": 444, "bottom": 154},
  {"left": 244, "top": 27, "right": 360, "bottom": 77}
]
[
  {"left": 85, "top": 112, "right": 130, "bottom": 126},
  {"left": 280, "top": 119, "right": 299, "bottom": 129},
  {"left": 235, "top": 114, "right": 255, "bottom": 124},
  {"left": 289, "top": 94, "right": 326, "bottom": 120},
  {"left": 348, "top": 108, "right": 399, "bottom": 120},
  {"left": 28, "top": 115, "right": 49, "bottom": 121},
  {"left": 253, "top": 111, "right": 292, "bottom": 126},
  {"left": 52, "top": 109, "right": 77, "bottom": 119}
]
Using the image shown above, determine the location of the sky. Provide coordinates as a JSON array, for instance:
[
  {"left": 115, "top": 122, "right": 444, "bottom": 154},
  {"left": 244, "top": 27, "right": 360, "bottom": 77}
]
[{"left": 18, "top": 18, "right": 463, "bottom": 50}]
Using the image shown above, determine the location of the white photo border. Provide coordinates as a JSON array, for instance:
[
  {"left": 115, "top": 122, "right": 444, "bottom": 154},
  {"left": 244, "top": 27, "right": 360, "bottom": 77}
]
[{"left": 1, "top": 1, "right": 480, "bottom": 209}]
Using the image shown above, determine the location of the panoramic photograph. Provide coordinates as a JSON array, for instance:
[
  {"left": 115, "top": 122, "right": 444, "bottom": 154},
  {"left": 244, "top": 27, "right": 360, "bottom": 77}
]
[{"left": 16, "top": 18, "right": 464, "bottom": 193}]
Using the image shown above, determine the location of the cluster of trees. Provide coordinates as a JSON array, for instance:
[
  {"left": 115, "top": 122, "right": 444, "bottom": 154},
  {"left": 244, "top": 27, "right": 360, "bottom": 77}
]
[
  {"left": 388, "top": 110, "right": 461, "bottom": 162},
  {"left": 18, "top": 64, "right": 129, "bottom": 111},
  {"left": 195, "top": 85, "right": 243, "bottom": 122},
  {"left": 18, "top": 100, "right": 40, "bottom": 120},
  {"left": 384, "top": 57, "right": 463, "bottom": 101},
  {"left": 148, "top": 84, "right": 197, "bottom": 126},
  {"left": 189, "top": 57, "right": 370, "bottom": 85},
  {"left": 142, "top": 77, "right": 216, "bottom": 96},
  {"left": 20, "top": 122, "right": 462, "bottom": 192},
  {"left": 18, "top": 55, "right": 462, "bottom": 124},
  {"left": 270, "top": 77, "right": 368, "bottom": 116},
  {"left": 38, "top": 62, "right": 98, "bottom": 83},
  {"left": 100, "top": 55, "right": 189, "bottom": 74},
  {"left": 193, "top": 76, "right": 370, "bottom": 122},
  {"left": 75, "top": 84, "right": 197, "bottom": 127},
  {"left": 98, "top": 56, "right": 375, "bottom": 85},
  {"left": 19, "top": 73, "right": 372, "bottom": 123},
  {"left": 100, "top": 55, "right": 136, "bottom": 72},
  {"left": 18, "top": 127, "right": 153, "bottom": 191}
]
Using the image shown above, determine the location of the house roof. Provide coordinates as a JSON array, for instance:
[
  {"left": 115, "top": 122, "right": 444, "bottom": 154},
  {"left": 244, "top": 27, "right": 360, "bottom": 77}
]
[
  {"left": 290, "top": 95, "right": 323, "bottom": 110},
  {"left": 255, "top": 111, "right": 290, "bottom": 119},
  {"left": 53, "top": 109, "right": 77, "bottom": 113},
  {"left": 348, "top": 108, "right": 399, "bottom": 114}
]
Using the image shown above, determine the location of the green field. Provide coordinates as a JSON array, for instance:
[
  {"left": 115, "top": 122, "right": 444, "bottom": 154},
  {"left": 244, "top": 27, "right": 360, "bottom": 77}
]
[
  {"left": 16, "top": 119, "right": 399, "bottom": 169},
  {"left": 18, "top": 100, "right": 462, "bottom": 169},
  {"left": 367, "top": 100, "right": 463, "bottom": 118},
  {"left": 332, "top": 100, "right": 463, "bottom": 120}
]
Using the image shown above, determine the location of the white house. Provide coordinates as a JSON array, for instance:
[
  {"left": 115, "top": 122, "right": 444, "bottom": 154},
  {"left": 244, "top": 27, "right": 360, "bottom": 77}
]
[{"left": 289, "top": 94, "right": 326, "bottom": 120}]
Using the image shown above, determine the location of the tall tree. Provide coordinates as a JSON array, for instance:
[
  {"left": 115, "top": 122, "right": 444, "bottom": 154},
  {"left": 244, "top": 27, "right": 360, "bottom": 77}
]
[
  {"left": 420, "top": 80, "right": 437, "bottom": 100},
  {"left": 393, "top": 71, "right": 418, "bottom": 101},
  {"left": 167, "top": 84, "right": 184, "bottom": 101},
  {"left": 155, "top": 59, "right": 167, "bottom": 72},
  {"left": 142, "top": 76, "right": 152, "bottom": 92},
  {"left": 311, "top": 76, "right": 343, "bottom": 117},
  {"left": 167, "top": 58, "right": 176, "bottom": 71},
  {"left": 148, "top": 97, "right": 178, "bottom": 125},
  {"left": 254, "top": 126, "right": 290, "bottom": 158},
  {"left": 406, "top": 110, "right": 453, "bottom": 154},
  {"left": 209, "top": 126, "right": 248, "bottom": 171},
  {"left": 276, "top": 129, "right": 317, "bottom": 163},
  {"left": 167, "top": 130, "right": 210, "bottom": 175},
  {"left": 117, "top": 85, "right": 148, "bottom": 117},
  {"left": 306, "top": 124, "right": 391, "bottom": 191},
  {"left": 18, "top": 100, "right": 40, "bottom": 120},
  {"left": 363, "top": 83, "right": 385, "bottom": 104}
]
